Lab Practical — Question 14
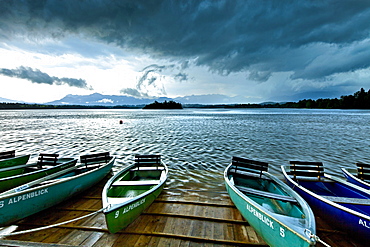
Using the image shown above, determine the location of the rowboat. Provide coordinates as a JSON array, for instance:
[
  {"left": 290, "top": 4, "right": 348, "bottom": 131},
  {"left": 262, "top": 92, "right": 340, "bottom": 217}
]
[
  {"left": 0, "top": 153, "right": 77, "bottom": 193},
  {"left": 0, "top": 152, "right": 114, "bottom": 226},
  {"left": 282, "top": 161, "right": 370, "bottom": 241},
  {"left": 103, "top": 154, "right": 168, "bottom": 233},
  {"left": 0, "top": 150, "right": 30, "bottom": 169},
  {"left": 341, "top": 162, "right": 370, "bottom": 190},
  {"left": 224, "top": 157, "right": 316, "bottom": 247}
]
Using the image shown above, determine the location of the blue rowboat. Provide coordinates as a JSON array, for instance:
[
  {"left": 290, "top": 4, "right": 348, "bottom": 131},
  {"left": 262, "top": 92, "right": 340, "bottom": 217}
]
[
  {"left": 0, "top": 153, "right": 77, "bottom": 193},
  {"left": 341, "top": 163, "right": 370, "bottom": 190},
  {"left": 103, "top": 154, "right": 168, "bottom": 233},
  {"left": 0, "top": 152, "right": 114, "bottom": 226},
  {"left": 224, "top": 157, "right": 316, "bottom": 247},
  {"left": 0, "top": 150, "right": 30, "bottom": 169},
  {"left": 282, "top": 161, "right": 370, "bottom": 242}
]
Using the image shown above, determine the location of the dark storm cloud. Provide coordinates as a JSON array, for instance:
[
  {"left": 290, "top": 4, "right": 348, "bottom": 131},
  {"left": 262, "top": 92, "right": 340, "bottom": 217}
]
[
  {"left": 175, "top": 73, "right": 188, "bottom": 82},
  {"left": 1, "top": 0, "right": 370, "bottom": 81},
  {"left": 0, "top": 66, "right": 91, "bottom": 89}
]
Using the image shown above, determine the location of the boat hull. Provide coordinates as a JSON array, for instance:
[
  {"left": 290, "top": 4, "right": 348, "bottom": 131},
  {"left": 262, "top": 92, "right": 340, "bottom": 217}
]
[
  {"left": 282, "top": 167, "right": 370, "bottom": 242},
  {"left": 341, "top": 168, "right": 370, "bottom": 190},
  {"left": 103, "top": 158, "right": 168, "bottom": 234},
  {"left": 104, "top": 182, "right": 165, "bottom": 233},
  {"left": 225, "top": 180, "right": 314, "bottom": 247},
  {"left": 0, "top": 155, "right": 30, "bottom": 169},
  {"left": 0, "top": 158, "right": 114, "bottom": 226}
]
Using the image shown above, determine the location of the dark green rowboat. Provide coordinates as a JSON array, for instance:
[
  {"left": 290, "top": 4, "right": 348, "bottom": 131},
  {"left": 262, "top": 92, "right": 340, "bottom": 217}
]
[
  {"left": 0, "top": 153, "right": 77, "bottom": 193},
  {"left": 0, "top": 150, "right": 30, "bottom": 169},
  {"left": 0, "top": 152, "right": 114, "bottom": 226},
  {"left": 103, "top": 154, "right": 168, "bottom": 233},
  {"left": 224, "top": 157, "right": 316, "bottom": 247}
]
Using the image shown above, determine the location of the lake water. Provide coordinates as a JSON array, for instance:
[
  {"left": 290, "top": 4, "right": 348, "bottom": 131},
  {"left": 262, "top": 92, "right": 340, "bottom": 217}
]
[{"left": 2, "top": 108, "right": 370, "bottom": 192}]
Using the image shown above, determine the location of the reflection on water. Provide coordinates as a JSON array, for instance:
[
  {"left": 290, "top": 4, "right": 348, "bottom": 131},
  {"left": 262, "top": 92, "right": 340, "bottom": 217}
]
[{"left": 2, "top": 108, "right": 370, "bottom": 190}]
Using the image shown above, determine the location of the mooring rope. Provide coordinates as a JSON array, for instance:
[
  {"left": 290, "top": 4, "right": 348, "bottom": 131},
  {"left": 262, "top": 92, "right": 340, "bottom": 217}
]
[
  {"left": 304, "top": 229, "right": 331, "bottom": 247},
  {"left": 315, "top": 237, "right": 331, "bottom": 247},
  {"left": 0, "top": 207, "right": 106, "bottom": 237}
]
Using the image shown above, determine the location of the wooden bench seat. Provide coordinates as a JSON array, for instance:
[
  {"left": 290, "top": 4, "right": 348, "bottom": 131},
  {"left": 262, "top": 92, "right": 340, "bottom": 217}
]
[
  {"left": 321, "top": 196, "right": 370, "bottom": 205},
  {"left": 107, "top": 197, "right": 132, "bottom": 204},
  {"left": 135, "top": 155, "right": 161, "bottom": 165},
  {"left": 37, "top": 153, "right": 58, "bottom": 167},
  {"left": 288, "top": 161, "right": 325, "bottom": 180},
  {"left": 0, "top": 150, "right": 15, "bottom": 160},
  {"left": 130, "top": 166, "right": 165, "bottom": 171},
  {"left": 112, "top": 180, "right": 160, "bottom": 186},
  {"left": 236, "top": 185, "right": 297, "bottom": 203},
  {"left": 80, "top": 152, "right": 111, "bottom": 167},
  {"left": 231, "top": 157, "right": 268, "bottom": 177},
  {"left": 356, "top": 162, "right": 370, "bottom": 181}
]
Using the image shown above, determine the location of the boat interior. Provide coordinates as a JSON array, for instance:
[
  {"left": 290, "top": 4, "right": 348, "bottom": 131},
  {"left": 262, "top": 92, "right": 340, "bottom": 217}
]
[
  {"left": 228, "top": 157, "right": 305, "bottom": 218},
  {"left": 107, "top": 155, "right": 165, "bottom": 201}
]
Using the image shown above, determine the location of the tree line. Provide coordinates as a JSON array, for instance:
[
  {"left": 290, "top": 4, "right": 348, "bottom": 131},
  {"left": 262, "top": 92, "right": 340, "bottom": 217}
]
[
  {"left": 143, "top": 100, "right": 183, "bottom": 109},
  {"left": 220, "top": 88, "right": 370, "bottom": 109},
  {"left": 280, "top": 88, "right": 370, "bottom": 109}
]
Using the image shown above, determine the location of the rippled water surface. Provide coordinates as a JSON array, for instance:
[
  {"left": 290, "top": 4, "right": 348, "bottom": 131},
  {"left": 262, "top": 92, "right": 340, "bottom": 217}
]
[{"left": 2, "top": 108, "right": 370, "bottom": 191}]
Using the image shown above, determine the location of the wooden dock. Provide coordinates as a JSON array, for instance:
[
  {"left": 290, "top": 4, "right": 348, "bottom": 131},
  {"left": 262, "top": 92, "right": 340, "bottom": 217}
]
[{"left": 0, "top": 177, "right": 367, "bottom": 247}]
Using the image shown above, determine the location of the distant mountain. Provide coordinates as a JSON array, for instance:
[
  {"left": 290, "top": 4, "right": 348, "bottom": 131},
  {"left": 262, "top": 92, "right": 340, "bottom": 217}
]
[
  {"left": 46, "top": 93, "right": 252, "bottom": 106},
  {"left": 0, "top": 97, "right": 27, "bottom": 103},
  {"left": 46, "top": 93, "right": 156, "bottom": 106}
]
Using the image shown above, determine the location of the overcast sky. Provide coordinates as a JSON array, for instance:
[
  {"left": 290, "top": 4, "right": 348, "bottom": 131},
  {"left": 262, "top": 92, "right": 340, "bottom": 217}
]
[{"left": 1, "top": 0, "right": 370, "bottom": 103}]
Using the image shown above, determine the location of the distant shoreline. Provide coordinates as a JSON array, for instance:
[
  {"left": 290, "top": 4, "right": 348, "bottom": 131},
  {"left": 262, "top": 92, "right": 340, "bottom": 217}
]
[{"left": 1, "top": 88, "right": 370, "bottom": 110}]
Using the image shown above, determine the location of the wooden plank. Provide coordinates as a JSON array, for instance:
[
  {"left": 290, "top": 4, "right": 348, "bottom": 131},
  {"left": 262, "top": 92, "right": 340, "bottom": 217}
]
[{"left": 0, "top": 239, "right": 76, "bottom": 247}]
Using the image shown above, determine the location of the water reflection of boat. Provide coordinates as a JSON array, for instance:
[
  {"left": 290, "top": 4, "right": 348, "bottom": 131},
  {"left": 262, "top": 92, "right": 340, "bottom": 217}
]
[
  {"left": 224, "top": 157, "right": 316, "bottom": 247},
  {"left": 0, "top": 150, "right": 30, "bottom": 169},
  {"left": 282, "top": 161, "right": 370, "bottom": 242},
  {"left": 0, "top": 153, "right": 77, "bottom": 193},
  {"left": 103, "top": 154, "right": 168, "bottom": 233},
  {"left": 0, "top": 152, "right": 114, "bottom": 226},
  {"left": 341, "top": 163, "right": 370, "bottom": 190}
]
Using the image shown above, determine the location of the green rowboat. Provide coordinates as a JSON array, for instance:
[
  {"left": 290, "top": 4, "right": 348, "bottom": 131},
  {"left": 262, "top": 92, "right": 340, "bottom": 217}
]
[
  {"left": 0, "top": 152, "right": 114, "bottom": 226},
  {"left": 103, "top": 154, "right": 168, "bottom": 233},
  {"left": 0, "top": 150, "right": 30, "bottom": 169},
  {"left": 0, "top": 153, "right": 77, "bottom": 193},
  {"left": 224, "top": 157, "right": 316, "bottom": 247}
]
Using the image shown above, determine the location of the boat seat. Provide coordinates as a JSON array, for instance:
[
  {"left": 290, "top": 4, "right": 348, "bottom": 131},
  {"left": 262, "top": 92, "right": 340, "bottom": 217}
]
[
  {"left": 321, "top": 196, "right": 370, "bottom": 206},
  {"left": 135, "top": 154, "right": 161, "bottom": 166},
  {"left": 37, "top": 153, "right": 59, "bottom": 167},
  {"left": 80, "top": 152, "right": 111, "bottom": 167},
  {"left": 288, "top": 161, "right": 325, "bottom": 180},
  {"left": 112, "top": 180, "right": 160, "bottom": 186},
  {"left": 130, "top": 166, "right": 165, "bottom": 171},
  {"left": 0, "top": 150, "right": 15, "bottom": 159},
  {"left": 356, "top": 162, "right": 370, "bottom": 181},
  {"left": 236, "top": 185, "right": 297, "bottom": 203},
  {"left": 107, "top": 197, "right": 132, "bottom": 204},
  {"left": 231, "top": 156, "right": 268, "bottom": 177}
]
